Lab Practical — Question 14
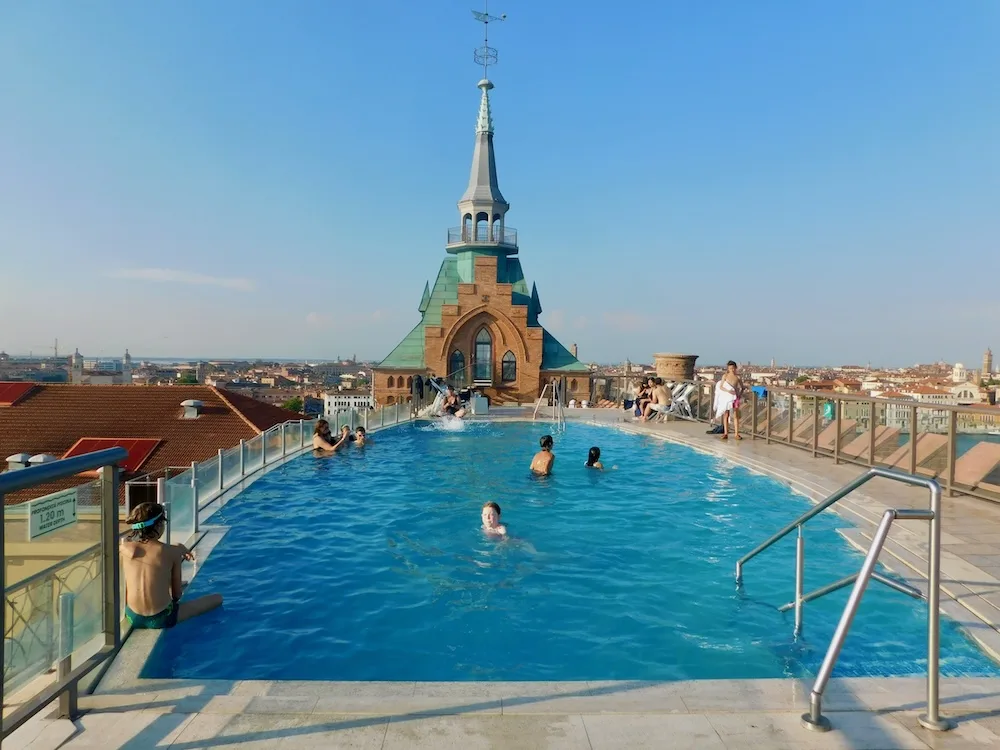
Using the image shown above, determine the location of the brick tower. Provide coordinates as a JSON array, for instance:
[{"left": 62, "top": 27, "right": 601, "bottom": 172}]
[{"left": 373, "top": 71, "right": 589, "bottom": 406}]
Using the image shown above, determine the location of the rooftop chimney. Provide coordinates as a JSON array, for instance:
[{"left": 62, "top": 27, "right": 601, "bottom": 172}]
[
  {"left": 180, "top": 399, "right": 203, "bottom": 419},
  {"left": 571, "top": 343, "right": 578, "bottom": 359},
  {"left": 6, "top": 453, "right": 31, "bottom": 471},
  {"left": 28, "top": 454, "right": 58, "bottom": 466}
]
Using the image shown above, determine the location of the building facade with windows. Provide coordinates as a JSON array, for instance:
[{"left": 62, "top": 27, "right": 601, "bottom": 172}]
[
  {"left": 372, "top": 74, "right": 589, "bottom": 406},
  {"left": 323, "top": 390, "right": 374, "bottom": 414}
]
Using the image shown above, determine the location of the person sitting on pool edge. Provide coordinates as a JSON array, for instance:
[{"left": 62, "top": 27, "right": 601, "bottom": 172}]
[
  {"left": 313, "top": 419, "right": 348, "bottom": 452},
  {"left": 585, "top": 446, "right": 604, "bottom": 470},
  {"left": 481, "top": 501, "right": 507, "bottom": 537},
  {"left": 120, "top": 502, "right": 223, "bottom": 629},
  {"left": 530, "top": 435, "right": 555, "bottom": 475}
]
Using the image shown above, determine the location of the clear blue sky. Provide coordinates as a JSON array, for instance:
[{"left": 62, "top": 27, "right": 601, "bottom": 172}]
[{"left": 2, "top": 1, "right": 997, "bottom": 367}]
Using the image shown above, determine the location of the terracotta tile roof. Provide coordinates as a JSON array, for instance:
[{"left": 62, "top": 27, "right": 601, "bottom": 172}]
[
  {"left": 902, "top": 386, "right": 951, "bottom": 395},
  {"left": 0, "top": 383, "right": 299, "bottom": 505}
]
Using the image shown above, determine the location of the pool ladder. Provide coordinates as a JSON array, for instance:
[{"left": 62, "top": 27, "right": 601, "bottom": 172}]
[
  {"left": 532, "top": 378, "right": 566, "bottom": 431},
  {"left": 736, "top": 467, "right": 954, "bottom": 734}
]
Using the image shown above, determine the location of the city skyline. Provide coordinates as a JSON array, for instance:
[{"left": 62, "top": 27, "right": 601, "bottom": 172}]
[{"left": 2, "top": 2, "right": 997, "bottom": 365}]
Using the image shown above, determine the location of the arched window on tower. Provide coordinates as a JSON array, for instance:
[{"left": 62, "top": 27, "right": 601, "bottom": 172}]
[
  {"left": 491, "top": 214, "right": 502, "bottom": 243},
  {"left": 475, "top": 212, "right": 489, "bottom": 242},
  {"left": 502, "top": 351, "right": 516, "bottom": 382},
  {"left": 570, "top": 379, "right": 578, "bottom": 392},
  {"left": 449, "top": 350, "right": 465, "bottom": 379},
  {"left": 474, "top": 328, "right": 492, "bottom": 382},
  {"left": 387, "top": 376, "right": 395, "bottom": 388},
  {"left": 406, "top": 376, "right": 413, "bottom": 389},
  {"left": 463, "top": 213, "right": 472, "bottom": 241}
]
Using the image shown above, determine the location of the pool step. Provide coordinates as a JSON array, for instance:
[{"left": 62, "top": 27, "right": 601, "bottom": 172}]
[{"left": 837, "top": 527, "right": 1000, "bottom": 662}]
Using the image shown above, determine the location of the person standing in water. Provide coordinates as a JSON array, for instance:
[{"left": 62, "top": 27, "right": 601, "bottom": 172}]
[
  {"left": 530, "top": 435, "right": 555, "bottom": 475},
  {"left": 481, "top": 501, "right": 508, "bottom": 537},
  {"left": 585, "top": 446, "right": 604, "bottom": 470}
]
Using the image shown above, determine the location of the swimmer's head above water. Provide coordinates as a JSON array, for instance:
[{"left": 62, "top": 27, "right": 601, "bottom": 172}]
[
  {"left": 539, "top": 435, "right": 554, "bottom": 451},
  {"left": 481, "top": 501, "right": 507, "bottom": 536},
  {"left": 586, "top": 446, "right": 601, "bottom": 467}
]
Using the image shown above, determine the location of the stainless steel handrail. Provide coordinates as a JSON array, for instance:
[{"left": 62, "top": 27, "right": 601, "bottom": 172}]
[
  {"left": 735, "top": 466, "right": 954, "bottom": 733},
  {"left": 2, "top": 447, "right": 127, "bottom": 739},
  {"left": 0, "top": 447, "right": 127, "bottom": 494},
  {"left": 734, "top": 467, "right": 937, "bottom": 583}
]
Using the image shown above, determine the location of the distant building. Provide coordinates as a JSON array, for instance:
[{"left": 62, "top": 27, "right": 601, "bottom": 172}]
[
  {"left": 71, "top": 349, "right": 133, "bottom": 385},
  {"left": 984, "top": 349, "right": 994, "bottom": 381},
  {"left": 324, "top": 390, "right": 373, "bottom": 414},
  {"left": 951, "top": 362, "right": 968, "bottom": 383}
]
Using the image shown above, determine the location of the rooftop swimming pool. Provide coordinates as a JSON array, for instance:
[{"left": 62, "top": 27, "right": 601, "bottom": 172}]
[{"left": 143, "top": 421, "right": 1000, "bottom": 682}]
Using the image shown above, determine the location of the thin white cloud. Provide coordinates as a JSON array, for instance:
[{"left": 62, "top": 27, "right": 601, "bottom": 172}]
[
  {"left": 305, "top": 311, "right": 333, "bottom": 327},
  {"left": 109, "top": 268, "right": 257, "bottom": 292}
]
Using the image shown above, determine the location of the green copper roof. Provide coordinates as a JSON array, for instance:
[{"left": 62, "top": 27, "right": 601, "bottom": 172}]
[
  {"left": 379, "top": 252, "right": 589, "bottom": 374},
  {"left": 541, "top": 330, "right": 589, "bottom": 373}
]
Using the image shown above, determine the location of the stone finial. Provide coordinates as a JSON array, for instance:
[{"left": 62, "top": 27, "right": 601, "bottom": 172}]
[{"left": 476, "top": 79, "right": 494, "bottom": 134}]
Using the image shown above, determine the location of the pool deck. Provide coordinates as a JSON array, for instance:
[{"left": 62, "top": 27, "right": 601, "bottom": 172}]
[{"left": 10, "top": 411, "right": 1000, "bottom": 749}]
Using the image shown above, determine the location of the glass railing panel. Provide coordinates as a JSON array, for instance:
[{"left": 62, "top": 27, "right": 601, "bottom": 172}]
[
  {"left": 791, "top": 395, "right": 817, "bottom": 448},
  {"left": 3, "top": 478, "right": 105, "bottom": 698},
  {"left": 245, "top": 434, "right": 263, "bottom": 471},
  {"left": 195, "top": 456, "right": 220, "bottom": 502},
  {"left": 264, "top": 426, "right": 283, "bottom": 462},
  {"left": 165, "top": 472, "right": 195, "bottom": 542},
  {"left": 221, "top": 445, "right": 242, "bottom": 487},
  {"left": 284, "top": 422, "right": 301, "bottom": 452}
]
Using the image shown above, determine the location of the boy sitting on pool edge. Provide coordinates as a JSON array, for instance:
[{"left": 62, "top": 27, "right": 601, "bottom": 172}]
[
  {"left": 120, "top": 502, "right": 223, "bottom": 629},
  {"left": 481, "top": 501, "right": 508, "bottom": 537}
]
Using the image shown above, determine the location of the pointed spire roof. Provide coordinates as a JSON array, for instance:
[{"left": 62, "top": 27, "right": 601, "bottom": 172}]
[
  {"left": 459, "top": 79, "right": 507, "bottom": 208},
  {"left": 418, "top": 281, "right": 431, "bottom": 313},
  {"left": 530, "top": 282, "right": 542, "bottom": 315}
]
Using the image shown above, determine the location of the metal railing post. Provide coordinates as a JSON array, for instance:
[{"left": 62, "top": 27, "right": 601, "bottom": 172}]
[
  {"left": 834, "top": 400, "right": 842, "bottom": 464},
  {"left": 919, "top": 481, "right": 952, "bottom": 731},
  {"left": 281, "top": 423, "right": 287, "bottom": 457},
  {"left": 794, "top": 525, "right": 805, "bottom": 636},
  {"left": 217, "top": 449, "right": 224, "bottom": 491},
  {"left": 191, "top": 461, "right": 200, "bottom": 533},
  {"left": 868, "top": 400, "right": 877, "bottom": 466},
  {"left": 99, "top": 465, "right": 120, "bottom": 650},
  {"left": 765, "top": 391, "right": 772, "bottom": 443},
  {"left": 946, "top": 410, "right": 957, "bottom": 497},
  {"left": 56, "top": 592, "right": 77, "bottom": 719},
  {"left": 909, "top": 405, "right": 918, "bottom": 475},
  {"left": 299, "top": 419, "right": 305, "bottom": 448},
  {"left": 261, "top": 431, "right": 267, "bottom": 465},
  {"left": 812, "top": 396, "right": 819, "bottom": 456},
  {"left": 380, "top": 406, "right": 385, "bottom": 427},
  {"left": 364, "top": 408, "right": 369, "bottom": 430},
  {"left": 788, "top": 394, "right": 795, "bottom": 445},
  {"left": 239, "top": 439, "right": 246, "bottom": 476},
  {"left": 751, "top": 390, "right": 758, "bottom": 438},
  {"left": 803, "top": 509, "right": 896, "bottom": 731}
]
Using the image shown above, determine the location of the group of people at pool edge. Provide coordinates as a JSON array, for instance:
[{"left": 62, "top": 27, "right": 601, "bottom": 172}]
[{"left": 631, "top": 360, "right": 745, "bottom": 440}]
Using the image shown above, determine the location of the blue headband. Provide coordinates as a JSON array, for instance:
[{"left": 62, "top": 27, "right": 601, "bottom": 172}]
[{"left": 131, "top": 512, "right": 163, "bottom": 530}]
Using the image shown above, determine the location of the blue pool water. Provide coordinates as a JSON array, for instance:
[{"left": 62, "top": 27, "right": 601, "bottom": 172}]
[{"left": 144, "top": 421, "right": 1000, "bottom": 682}]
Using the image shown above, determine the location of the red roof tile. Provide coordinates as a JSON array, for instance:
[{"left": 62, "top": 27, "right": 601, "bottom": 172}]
[
  {"left": 0, "top": 382, "right": 35, "bottom": 407},
  {"left": 0, "top": 383, "right": 300, "bottom": 505}
]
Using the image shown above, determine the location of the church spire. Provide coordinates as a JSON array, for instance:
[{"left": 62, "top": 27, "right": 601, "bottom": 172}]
[{"left": 459, "top": 79, "right": 507, "bottom": 208}]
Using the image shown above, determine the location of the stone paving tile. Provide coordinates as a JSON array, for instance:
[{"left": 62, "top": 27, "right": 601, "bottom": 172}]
[
  {"left": 706, "top": 710, "right": 929, "bottom": 750},
  {"left": 51, "top": 710, "right": 195, "bottom": 749},
  {"left": 312, "top": 693, "right": 501, "bottom": 717},
  {"left": 583, "top": 713, "right": 726, "bottom": 749},
  {"left": 891, "top": 711, "right": 1000, "bottom": 749},
  {"left": 272, "top": 714, "right": 390, "bottom": 749},
  {"left": 267, "top": 680, "right": 417, "bottom": 698},
  {"left": 382, "top": 714, "right": 592, "bottom": 749},
  {"left": 503, "top": 681, "right": 687, "bottom": 714},
  {"left": 166, "top": 712, "right": 310, "bottom": 749}
]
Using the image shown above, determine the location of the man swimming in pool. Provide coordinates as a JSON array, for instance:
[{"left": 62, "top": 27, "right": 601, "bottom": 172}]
[
  {"left": 481, "top": 501, "right": 508, "bottom": 537},
  {"left": 530, "top": 435, "right": 555, "bottom": 475}
]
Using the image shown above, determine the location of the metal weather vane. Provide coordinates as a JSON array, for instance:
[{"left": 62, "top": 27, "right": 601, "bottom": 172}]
[{"left": 472, "top": 2, "right": 506, "bottom": 79}]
